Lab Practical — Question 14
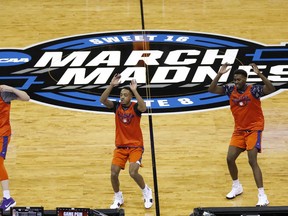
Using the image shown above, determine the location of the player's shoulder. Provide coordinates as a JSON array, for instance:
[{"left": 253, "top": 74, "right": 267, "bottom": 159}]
[
  {"left": 223, "top": 84, "right": 235, "bottom": 95},
  {"left": 250, "top": 84, "right": 264, "bottom": 98}
]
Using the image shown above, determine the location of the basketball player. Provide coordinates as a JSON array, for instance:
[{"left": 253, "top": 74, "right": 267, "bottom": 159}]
[
  {"left": 100, "top": 74, "right": 153, "bottom": 209},
  {"left": 208, "top": 63, "right": 275, "bottom": 206},
  {"left": 0, "top": 85, "right": 30, "bottom": 211}
]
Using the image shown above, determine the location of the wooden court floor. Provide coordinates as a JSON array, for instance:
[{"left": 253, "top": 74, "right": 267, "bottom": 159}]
[{"left": 1, "top": 1, "right": 288, "bottom": 216}]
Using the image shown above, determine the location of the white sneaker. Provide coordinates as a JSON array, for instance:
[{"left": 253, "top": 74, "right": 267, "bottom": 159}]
[
  {"left": 110, "top": 191, "right": 124, "bottom": 209},
  {"left": 226, "top": 184, "right": 243, "bottom": 199},
  {"left": 256, "top": 194, "right": 269, "bottom": 207},
  {"left": 143, "top": 186, "right": 153, "bottom": 209}
]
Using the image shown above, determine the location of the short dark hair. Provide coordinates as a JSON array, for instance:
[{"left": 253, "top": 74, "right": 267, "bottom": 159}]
[
  {"left": 233, "top": 69, "right": 247, "bottom": 78},
  {"left": 121, "top": 87, "right": 133, "bottom": 96}
]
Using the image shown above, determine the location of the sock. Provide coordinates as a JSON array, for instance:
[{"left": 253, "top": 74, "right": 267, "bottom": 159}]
[
  {"left": 232, "top": 179, "right": 240, "bottom": 186},
  {"left": 142, "top": 185, "right": 148, "bottom": 192},
  {"left": 258, "top": 187, "right": 265, "bottom": 196},
  {"left": 3, "top": 190, "right": 10, "bottom": 199}
]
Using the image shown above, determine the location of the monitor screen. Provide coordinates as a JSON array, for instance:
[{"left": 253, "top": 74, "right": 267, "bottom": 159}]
[
  {"left": 11, "top": 207, "right": 44, "bottom": 216},
  {"left": 56, "top": 208, "right": 90, "bottom": 216}
]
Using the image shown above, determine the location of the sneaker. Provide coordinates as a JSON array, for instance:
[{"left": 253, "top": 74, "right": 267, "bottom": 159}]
[
  {"left": 226, "top": 184, "right": 243, "bottom": 199},
  {"left": 143, "top": 186, "right": 153, "bottom": 209},
  {"left": 110, "top": 192, "right": 124, "bottom": 209},
  {"left": 256, "top": 194, "right": 269, "bottom": 207},
  {"left": 0, "top": 197, "right": 16, "bottom": 211}
]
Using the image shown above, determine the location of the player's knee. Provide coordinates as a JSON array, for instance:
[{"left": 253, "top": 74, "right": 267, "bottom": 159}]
[
  {"left": 111, "top": 170, "right": 120, "bottom": 179},
  {"left": 226, "top": 156, "right": 235, "bottom": 164},
  {"left": 129, "top": 170, "right": 138, "bottom": 178},
  {"left": 248, "top": 158, "right": 257, "bottom": 167}
]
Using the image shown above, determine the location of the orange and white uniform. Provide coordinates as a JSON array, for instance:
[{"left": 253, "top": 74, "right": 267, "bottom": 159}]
[
  {"left": 111, "top": 101, "right": 144, "bottom": 169},
  {"left": 0, "top": 92, "right": 17, "bottom": 157},
  {"left": 0, "top": 92, "right": 17, "bottom": 181},
  {"left": 114, "top": 101, "right": 143, "bottom": 148},
  {"left": 223, "top": 84, "right": 264, "bottom": 152}
]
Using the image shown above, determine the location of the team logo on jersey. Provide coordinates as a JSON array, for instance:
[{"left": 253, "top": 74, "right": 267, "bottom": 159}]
[
  {"left": 233, "top": 96, "right": 250, "bottom": 107},
  {"left": 118, "top": 112, "right": 134, "bottom": 125},
  {"left": 0, "top": 30, "right": 287, "bottom": 114}
]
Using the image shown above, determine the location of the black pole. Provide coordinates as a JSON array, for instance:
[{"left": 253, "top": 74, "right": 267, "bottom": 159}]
[
  {"left": 148, "top": 114, "right": 160, "bottom": 216},
  {"left": 139, "top": 1, "right": 160, "bottom": 216},
  {"left": 140, "top": 0, "right": 145, "bottom": 29}
]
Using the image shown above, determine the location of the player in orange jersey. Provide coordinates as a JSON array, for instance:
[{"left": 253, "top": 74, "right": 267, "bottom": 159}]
[
  {"left": 100, "top": 74, "right": 153, "bottom": 210},
  {"left": 208, "top": 63, "right": 275, "bottom": 207},
  {"left": 0, "top": 85, "right": 30, "bottom": 211}
]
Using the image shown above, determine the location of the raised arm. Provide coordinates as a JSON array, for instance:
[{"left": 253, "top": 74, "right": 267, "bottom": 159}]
[
  {"left": 0, "top": 85, "right": 30, "bottom": 101},
  {"left": 100, "top": 74, "right": 121, "bottom": 109},
  {"left": 208, "top": 63, "right": 231, "bottom": 94},
  {"left": 130, "top": 79, "right": 147, "bottom": 112},
  {"left": 250, "top": 63, "right": 275, "bottom": 95}
]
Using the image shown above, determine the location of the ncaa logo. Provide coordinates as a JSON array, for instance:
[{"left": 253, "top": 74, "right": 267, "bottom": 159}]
[
  {"left": 0, "top": 52, "right": 31, "bottom": 66},
  {"left": 0, "top": 30, "right": 287, "bottom": 114}
]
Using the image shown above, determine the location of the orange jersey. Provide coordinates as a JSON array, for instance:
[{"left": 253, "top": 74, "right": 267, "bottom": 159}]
[
  {"left": 113, "top": 102, "right": 144, "bottom": 147},
  {"left": 227, "top": 85, "right": 264, "bottom": 131},
  {"left": 0, "top": 97, "right": 12, "bottom": 136}
]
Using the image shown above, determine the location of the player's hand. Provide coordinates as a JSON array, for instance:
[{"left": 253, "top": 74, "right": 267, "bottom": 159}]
[
  {"left": 218, "top": 62, "right": 231, "bottom": 75},
  {"left": 110, "top": 74, "right": 121, "bottom": 87},
  {"left": 250, "top": 63, "right": 261, "bottom": 75},
  {"left": 130, "top": 79, "right": 137, "bottom": 91}
]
